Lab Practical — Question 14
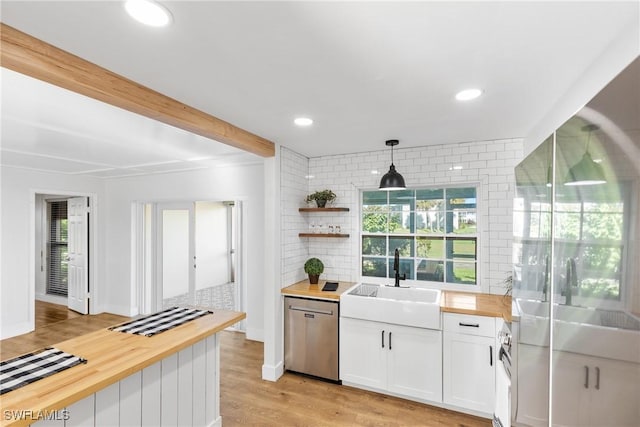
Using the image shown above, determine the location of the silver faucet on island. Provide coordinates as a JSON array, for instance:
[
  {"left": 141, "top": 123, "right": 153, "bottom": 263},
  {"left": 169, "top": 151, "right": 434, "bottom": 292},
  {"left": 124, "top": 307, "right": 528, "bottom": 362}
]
[
  {"left": 563, "top": 258, "right": 577, "bottom": 305},
  {"left": 393, "top": 248, "right": 406, "bottom": 287}
]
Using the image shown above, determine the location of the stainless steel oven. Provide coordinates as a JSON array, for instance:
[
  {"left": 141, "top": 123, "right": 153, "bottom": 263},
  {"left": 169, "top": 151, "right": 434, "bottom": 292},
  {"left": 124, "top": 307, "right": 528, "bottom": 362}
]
[{"left": 494, "top": 321, "right": 512, "bottom": 427}]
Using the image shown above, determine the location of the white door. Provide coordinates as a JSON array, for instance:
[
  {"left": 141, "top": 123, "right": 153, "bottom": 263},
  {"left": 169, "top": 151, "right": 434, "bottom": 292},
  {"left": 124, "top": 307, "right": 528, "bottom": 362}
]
[
  {"left": 156, "top": 203, "right": 195, "bottom": 310},
  {"left": 67, "top": 196, "right": 89, "bottom": 314}
]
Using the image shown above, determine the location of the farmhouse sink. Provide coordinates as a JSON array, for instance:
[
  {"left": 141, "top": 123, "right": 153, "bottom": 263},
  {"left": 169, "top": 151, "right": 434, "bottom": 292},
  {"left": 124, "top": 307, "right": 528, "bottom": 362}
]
[
  {"left": 340, "top": 283, "right": 441, "bottom": 329},
  {"left": 516, "top": 298, "right": 640, "bottom": 363}
]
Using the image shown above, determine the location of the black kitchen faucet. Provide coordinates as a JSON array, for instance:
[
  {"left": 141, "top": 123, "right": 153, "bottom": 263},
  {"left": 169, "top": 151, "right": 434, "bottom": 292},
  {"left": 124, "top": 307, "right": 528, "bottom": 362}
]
[{"left": 393, "top": 248, "right": 406, "bottom": 287}]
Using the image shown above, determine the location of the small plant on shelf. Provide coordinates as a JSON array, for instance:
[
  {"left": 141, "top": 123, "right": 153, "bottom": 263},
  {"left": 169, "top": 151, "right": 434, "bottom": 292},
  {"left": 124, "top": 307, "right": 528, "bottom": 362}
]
[
  {"left": 304, "top": 257, "right": 324, "bottom": 284},
  {"left": 305, "top": 189, "right": 336, "bottom": 208}
]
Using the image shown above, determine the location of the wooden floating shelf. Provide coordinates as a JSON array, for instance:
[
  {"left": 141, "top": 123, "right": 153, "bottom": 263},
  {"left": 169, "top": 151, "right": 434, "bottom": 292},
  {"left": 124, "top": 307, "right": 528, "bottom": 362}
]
[
  {"left": 299, "top": 207, "right": 350, "bottom": 212},
  {"left": 299, "top": 233, "right": 350, "bottom": 238}
]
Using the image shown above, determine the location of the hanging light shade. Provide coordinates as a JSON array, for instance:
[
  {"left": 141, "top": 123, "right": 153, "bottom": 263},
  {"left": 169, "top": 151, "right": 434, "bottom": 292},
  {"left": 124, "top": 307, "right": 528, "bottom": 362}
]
[
  {"left": 564, "top": 124, "right": 606, "bottom": 186},
  {"left": 379, "top": 139, "right": 406, "bottom": 191}
]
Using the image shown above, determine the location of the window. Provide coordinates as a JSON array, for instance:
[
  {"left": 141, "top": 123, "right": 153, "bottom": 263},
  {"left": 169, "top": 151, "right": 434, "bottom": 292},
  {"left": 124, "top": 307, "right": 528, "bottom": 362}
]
[
  {"left": 555, "top": 192, "right": 625, "bottom": 300},
  {"left": 47, "top": 200, "right": 68, "bottom": 296},
  {"left": 361, "top": 187, "right": 478, "bottom": 285},
  {"left": 513, "top": 184, "right": 628, "bottom": 300}
]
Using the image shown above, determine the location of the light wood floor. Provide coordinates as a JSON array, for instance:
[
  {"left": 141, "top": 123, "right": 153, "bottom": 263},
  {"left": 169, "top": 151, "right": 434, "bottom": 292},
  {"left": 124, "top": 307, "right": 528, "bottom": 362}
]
[{"left": 2, "top": 302, "right": 490, "bottom": 426}]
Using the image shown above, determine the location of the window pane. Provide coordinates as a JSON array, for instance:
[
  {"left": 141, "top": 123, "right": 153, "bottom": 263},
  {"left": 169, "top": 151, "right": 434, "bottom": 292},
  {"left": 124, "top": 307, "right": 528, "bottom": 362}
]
[
  {"left": 389, "top": 190, "right": 415, "bottom": 211},
  {"left": 449, "top": 261, "right": 476, "bottom": 284},
  {"left": 555, "top": 212, "right": 581, "bottom": 239},
  {"left": 389, "top": 237, "right": 414, "bottom": 257},
  {"left": 363, "top": 191, "right": 388, "bottom": 208},
  {"left": 362, "top": 236, "right": 386, "bottom": 256},
  {"left": 362, "top": 257, "right": 387, "bottom": 277},
  {"left": 389, "top": 212, "right": 411, "bottom": 234},
  {"left": 446, "top": 239, "right": 477, "bottom": 260},
  {"left": 417, "top": 260, "right": 444, "bottom": 282},
  {"left": 446, "top": 188, "right": 476, "bottom": 210},
  {"left": 452, "top": 211, "right": 477, "bottom": 234},
  {"left": 362, "top": 211, "right": 388, "bottom": 233},
  {"left": 388, "top": 259, "right": 415, "bottom": 280},
  {"left": 417, "top": 237, "right": 443, "bottom": 259},
  {"left": 583, "top": 213, "right": 623, "bottom": 240},
  {"left": 416, "top": 190, "right": 444, "bottom": 234},
  {"left": 416, "top": 210, "right": 445, "bottom": 234}
]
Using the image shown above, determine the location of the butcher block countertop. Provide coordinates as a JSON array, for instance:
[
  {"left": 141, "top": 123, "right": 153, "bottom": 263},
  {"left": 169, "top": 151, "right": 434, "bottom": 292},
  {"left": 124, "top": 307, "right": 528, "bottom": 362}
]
[
  {"left": 0, "top": 310, "right": 245, "bottom": 427},
  {"left": 282, "top": 281, "right": 512, "bottom": 321},
  {"left": 441, "top": 291, "right": 512, "bottom": 321},
  {"left": 281, "top": 279, "right": 356, "bottom": 300}
]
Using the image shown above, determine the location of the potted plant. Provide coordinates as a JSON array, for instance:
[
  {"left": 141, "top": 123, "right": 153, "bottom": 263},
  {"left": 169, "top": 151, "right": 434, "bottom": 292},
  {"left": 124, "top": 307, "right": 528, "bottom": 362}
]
[
  {"left": 305, "top": 189, "right": 336, "bottom": 208},
  {"left": 304, "top": 257, "right": 324, "bottom": 284}
]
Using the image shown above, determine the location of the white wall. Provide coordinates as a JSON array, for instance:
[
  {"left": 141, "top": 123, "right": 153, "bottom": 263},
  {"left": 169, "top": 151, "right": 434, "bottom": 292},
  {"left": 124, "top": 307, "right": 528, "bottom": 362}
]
[
  {"left": 104, "top": 163, "right": 266, "bottom": 341},
  {"left": 524, "top": 18, "right": 639, "bottom": 157},
  {"left": 280, "top": 147, "right": 310, "bottom": 287},
  {"left": 0, "top": 167, "right": 105, "bottom": 339}
]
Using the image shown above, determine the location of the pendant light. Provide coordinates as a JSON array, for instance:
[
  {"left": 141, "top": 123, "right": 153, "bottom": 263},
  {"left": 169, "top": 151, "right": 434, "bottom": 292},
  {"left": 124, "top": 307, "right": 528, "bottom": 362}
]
[
  {"left": 564, "top": 124, "right": 606, "bottom": 186},
  {"left": 379, "top": 139, "right": 406, "bottom": 191}
]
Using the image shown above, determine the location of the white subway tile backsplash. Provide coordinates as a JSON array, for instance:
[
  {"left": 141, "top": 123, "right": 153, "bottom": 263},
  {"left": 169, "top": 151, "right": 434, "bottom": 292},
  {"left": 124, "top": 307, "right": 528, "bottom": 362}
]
[{"left": 281, "top": 139, "right": 523, "bottom": 294}]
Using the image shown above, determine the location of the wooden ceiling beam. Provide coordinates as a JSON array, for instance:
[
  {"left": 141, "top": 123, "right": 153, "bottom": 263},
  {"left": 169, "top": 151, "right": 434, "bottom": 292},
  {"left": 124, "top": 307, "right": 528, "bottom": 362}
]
[{"left": 0, "top": 23, "right": 276, "bottom": 158}]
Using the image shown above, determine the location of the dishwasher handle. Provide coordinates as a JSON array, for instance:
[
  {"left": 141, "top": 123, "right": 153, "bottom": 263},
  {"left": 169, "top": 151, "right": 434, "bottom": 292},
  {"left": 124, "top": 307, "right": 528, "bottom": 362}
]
[{"left": 288, "top": 305, "right": 334, "bottom": 316}]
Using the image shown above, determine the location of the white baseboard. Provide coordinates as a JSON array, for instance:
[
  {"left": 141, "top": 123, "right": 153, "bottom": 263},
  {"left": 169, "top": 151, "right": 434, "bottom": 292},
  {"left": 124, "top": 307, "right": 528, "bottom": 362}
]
[
  {"left": 99, "top": 304, "right": 138, "bottom": 317},
  {"left": 1, "top": 320, "right": 33, "bottom": 340},
  {"left": 261, "top": 360, "right": 283, "bottom": 382},
  {"left": 208, "top": 415, "right": 222, "bottom": 427}
]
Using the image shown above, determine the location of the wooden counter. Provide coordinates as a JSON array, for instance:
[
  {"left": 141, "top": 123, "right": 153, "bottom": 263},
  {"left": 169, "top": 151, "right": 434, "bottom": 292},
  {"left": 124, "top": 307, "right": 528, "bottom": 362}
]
[
  {"left": 281, "top": 279, "right": 356, "bottom": 300},
  {"left": 1, "top": 310, "right": 245, "bottom": 427},
  {"left": 441, "top": 291, "right": 512, "bottom": 321}
]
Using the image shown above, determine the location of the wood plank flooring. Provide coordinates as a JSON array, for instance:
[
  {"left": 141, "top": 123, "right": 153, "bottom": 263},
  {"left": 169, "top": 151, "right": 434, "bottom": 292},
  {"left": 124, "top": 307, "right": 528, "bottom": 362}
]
[
  {"left": 2, "top": 302, "right": 490, "bottom": 426},
  {"left": 220, "top": 331, "right": 490, "bottom": 427}
]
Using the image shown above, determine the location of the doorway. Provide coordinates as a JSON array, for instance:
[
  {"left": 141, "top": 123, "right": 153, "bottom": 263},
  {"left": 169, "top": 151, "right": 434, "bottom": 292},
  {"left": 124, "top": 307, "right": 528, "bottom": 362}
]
[
  {"left": 138, "top": 200, "right": 245, "bottom": 329},
  {"left": 33, "top": 192, "right": 92, "bottom": 329}
]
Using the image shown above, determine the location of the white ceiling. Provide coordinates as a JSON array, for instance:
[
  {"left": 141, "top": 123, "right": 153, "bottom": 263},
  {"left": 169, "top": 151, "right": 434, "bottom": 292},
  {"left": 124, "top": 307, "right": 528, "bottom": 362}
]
[{"left": 1, "top": 1, "right": 638, "bottom": 178}]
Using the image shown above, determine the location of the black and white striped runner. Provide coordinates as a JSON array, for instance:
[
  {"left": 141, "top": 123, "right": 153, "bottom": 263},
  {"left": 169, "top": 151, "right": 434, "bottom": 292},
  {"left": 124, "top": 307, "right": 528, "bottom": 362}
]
[
  {"left": 109, "top": 307, "right": 212, "bottom": 337},
  {"left": 0, "top": 348, "right": 87, "bottom": 395}
]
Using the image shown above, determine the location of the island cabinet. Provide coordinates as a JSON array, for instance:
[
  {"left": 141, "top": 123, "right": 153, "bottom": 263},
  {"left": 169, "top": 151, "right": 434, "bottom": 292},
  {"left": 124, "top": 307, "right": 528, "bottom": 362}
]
[
  {"left": 340, "top": 317, "right": 442, "bottom": 403},
  {"left": 1, "top": 310, "right": 245, "bottom": 427},
  {"left": 442, "top": 312, "right": 496, "bottom": 415}
]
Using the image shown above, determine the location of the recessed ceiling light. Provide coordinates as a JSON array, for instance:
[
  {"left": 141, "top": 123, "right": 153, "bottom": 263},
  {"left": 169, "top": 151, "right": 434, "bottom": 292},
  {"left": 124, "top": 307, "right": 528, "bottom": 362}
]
[
  {"left": 305, "top": 175, "right": 315, "bottom": 179},
  {"left": 371, "top": 170, "right": 380, "bottom": 175},
  {"left": 455, "top": 88, "right": 483, "bottom": 101},
  {"left": 125, "top": 0, "right": 173, "bottom": 27},
  {"left": 449, "top": 165, "right": 464, "bottom": 171},
  {"left": 294, "top": 117, "right": 313, "bottom": 126}
]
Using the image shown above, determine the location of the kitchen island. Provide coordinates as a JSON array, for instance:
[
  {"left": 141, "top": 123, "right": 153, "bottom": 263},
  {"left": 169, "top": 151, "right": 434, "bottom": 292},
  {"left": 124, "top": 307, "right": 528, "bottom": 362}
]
[{"left": 0, "top": 309, "right": 245, "bottom": 427}]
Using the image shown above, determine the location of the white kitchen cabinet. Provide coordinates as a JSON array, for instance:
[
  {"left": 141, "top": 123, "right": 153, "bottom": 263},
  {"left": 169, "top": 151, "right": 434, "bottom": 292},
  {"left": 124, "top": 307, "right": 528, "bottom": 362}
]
[
  {"left": 340, "top": 317, "right": 442, "bottom": 402},
  {"left": 442, "top": 313, "right": 496, "bottom": 415},
  {"left": 552, "top": 351, "right": 640, "bottom": 427},
  {"left": 516, "top": 344, "right": 549, "bottom": 427}
]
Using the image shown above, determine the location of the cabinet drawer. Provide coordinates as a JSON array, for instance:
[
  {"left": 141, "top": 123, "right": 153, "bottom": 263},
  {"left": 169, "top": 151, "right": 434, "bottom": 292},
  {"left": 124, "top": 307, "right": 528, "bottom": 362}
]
[{"left": 443, "top": 313, "right": 495, "bottom": 337}]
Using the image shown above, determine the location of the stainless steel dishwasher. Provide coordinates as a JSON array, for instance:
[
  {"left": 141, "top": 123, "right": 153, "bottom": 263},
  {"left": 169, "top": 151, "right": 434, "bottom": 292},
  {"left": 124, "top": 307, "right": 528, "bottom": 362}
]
[{"left": 284, "top": 296, "right": 339, "bottom": 381}]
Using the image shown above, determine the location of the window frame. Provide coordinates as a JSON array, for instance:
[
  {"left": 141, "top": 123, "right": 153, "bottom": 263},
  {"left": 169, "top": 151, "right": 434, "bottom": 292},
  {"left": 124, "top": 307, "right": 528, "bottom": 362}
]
[{"left": 359, "top": 183, "right": 483, "bottom": 291}]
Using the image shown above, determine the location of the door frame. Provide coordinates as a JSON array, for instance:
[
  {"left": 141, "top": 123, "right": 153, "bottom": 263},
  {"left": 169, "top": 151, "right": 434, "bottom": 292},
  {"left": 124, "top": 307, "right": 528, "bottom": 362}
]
[
  {"left": 134, "top": 199, "right": 248, "bottom": 319},
  {"left": 30, "top": 189, "right": 97, "bottom": 325}
]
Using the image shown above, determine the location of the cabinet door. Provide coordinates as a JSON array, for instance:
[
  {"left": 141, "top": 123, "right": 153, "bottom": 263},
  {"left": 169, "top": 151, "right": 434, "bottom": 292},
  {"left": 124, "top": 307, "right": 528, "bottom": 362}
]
[
  {"left": 551, "top": 351, "right": 587, "bottom": 427},
  {"left": 386, "top": 325, "right": 442, "bottom": 402},
  {"left": 339, "top": 318, "right": 386, "bottom": 389},
  {"left": 443, "top": 332, "right": 495, "bottom": 414},
  {"left": 587, "top": 357, "right": 640, "bottom": 427},
  {"left": 516, "top": 344, "right": 549, "bottom": 427}
]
